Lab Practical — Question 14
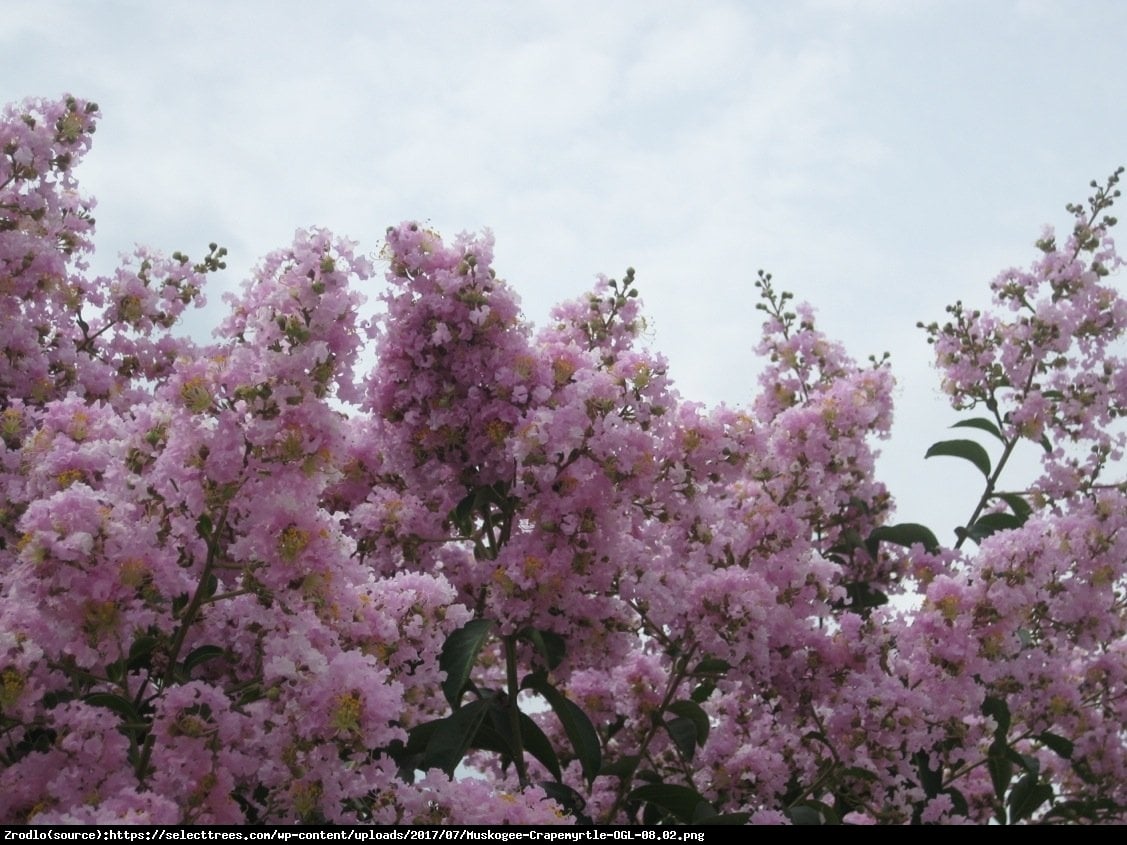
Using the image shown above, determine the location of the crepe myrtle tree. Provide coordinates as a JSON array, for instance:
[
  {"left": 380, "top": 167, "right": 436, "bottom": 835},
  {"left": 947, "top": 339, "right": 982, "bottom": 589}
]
[{"left": 0, "top": 96, "right": 1123, "bottom": 824}]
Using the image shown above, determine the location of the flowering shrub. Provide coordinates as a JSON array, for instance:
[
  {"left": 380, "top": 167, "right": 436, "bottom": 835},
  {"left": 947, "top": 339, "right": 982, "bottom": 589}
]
[{"left": 1, "top": 95, "right": 1124, "bottom": 824}]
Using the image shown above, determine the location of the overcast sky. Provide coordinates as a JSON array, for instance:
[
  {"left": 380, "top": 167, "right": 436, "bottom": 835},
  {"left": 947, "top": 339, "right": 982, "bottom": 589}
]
[{"left": 4, "top": 0, "right": 1125, "bottom": 537}]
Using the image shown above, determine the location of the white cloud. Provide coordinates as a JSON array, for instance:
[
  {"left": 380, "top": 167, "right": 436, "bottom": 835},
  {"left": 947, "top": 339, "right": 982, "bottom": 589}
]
[{"left": 3, "top": 0, "right": 1125, "bottom": 532}]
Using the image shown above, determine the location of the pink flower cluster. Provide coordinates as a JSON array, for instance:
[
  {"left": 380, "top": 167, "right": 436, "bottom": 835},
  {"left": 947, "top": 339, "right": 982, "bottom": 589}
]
[{"left": 1, "top": 97, "right": 1124, "bottom": 824}]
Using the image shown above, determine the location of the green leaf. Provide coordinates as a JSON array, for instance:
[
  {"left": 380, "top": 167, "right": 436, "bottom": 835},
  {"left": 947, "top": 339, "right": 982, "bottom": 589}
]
[
  {"left": 797, "top": 800, "right": 840, "bottom": 825},
  {"left": 449, "top": 490, "right": 477, "bottom": 535},
  {"left": 523, "top": 674, "right": 602, "bottom": 786},
  {"left": 1008, "top": 772, "right": 1052, "bottom": 823},
  {"left": 235, "top": 682, "right": 265, "bottom": 708},
  {"left": 966, "top": 512, "right": 1023, "bottom": 542},
  {"left": 398, "top": 719, "right": 440, "bottom": 766},
  {"left": 993, "top": 492, "right": 1032, "bottom": 524},
  {"left": 83, "top": 692, "right": 141, "bottom": 725},
  {"left": 827, "top": 527, "right": 865, "bottom": 558},
  {"left": 1071, "top": 757, "right": 1100, "bottom": 785},
  {"left": 787, "top": 802, "right": 834, "bottom": 825},
  {"left": 664, "top": 716, "right": 698, "bottom": 761},
  {"left": 867, "top": 522, "right": 941, "bottom": 554},
  {"left": 987, "top": 747, "right": 1013, "bottom": 804},
  {"left": 182, "top": 644, "right": 225, "bottom": 676},
  {"left": 692, "top": 656, "right": 731, "bottom": 675},
  {"left": 1039, "top": 433, "right": 1052, "bottom": 454},
  {"left": 13, "top": 725, "right": 59, "bottom": 757},
  {"left": 171, "top": 592, "right": 190, "bottom": 617},
  {"left": 840, "top": 581, "right": 889, "bottom": 611},
  {"left": 925, "top": 439, "right": 992, "bottom": 479},
  {"left": 945, "top": 787, "right": 969, "bottom": 817},
  {"left": 517, "top": 713, "right": 562, "bottom": 782},
  {"left": 627, "top": 784, "right": 713, "bottom": 824},
  {"left": 982, "top": 695, "right": 1011, "bottom": 740},
  {"left": 439, "top": 619, "right": 493, "bottom": 707},
  {"left": 464, "top": 720, "right": 507, "bottom": 756},
  {"left": 690, "top": 680, "right": 717, "bottom": 703},
  {"left": 599, "top": 755, "right": 640, "bottom": 779},
  {"left": 1042, "top": 797, "right": 1119, "bottom": 824},
  {"left": 668, "top": 699, "right": 710, "bottom": 747},
  {"left": 420, "top": 698, "right": 490, "bottom": 776},
  {"left": 914, "top": 751, "right": 943, "bottom": 799},
  {"left": 952, "top": 417, "right": 1005, "bottom": 443},
  {"left": 536, "top": 781, "right": 591, "bottom": 824},
  {"left": 478, "top": 700, "right": 563, "bottom": 783},
  {"left": 105, "top": 658, "right": 126, "bottom": 684},
  {"left": 517, "top": 627, "right": 566, "bottom": 671},
  {"left": 802, "top": 729, "right": 832, "bottom": 751},
  {"left": 196, "top": 513, "right": 212, "bottom": 540},
  {"left": 1008, "top": 748, "right": 1040, "bottom": 776},
  {"left": 691, "top": 802, "right": 723, "bottom": 823},
  {"left": 127, "top": 634, "right": 159, "bottom": 669},
  {"left": 1038, "top": 731, "right": 1073, "bottom": 760}
]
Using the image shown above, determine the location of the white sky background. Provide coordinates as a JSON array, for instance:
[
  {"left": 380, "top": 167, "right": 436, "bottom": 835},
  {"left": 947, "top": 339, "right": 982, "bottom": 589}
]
[{"left": 3, "top": 0, "right": 1125, "bottom": 541}]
